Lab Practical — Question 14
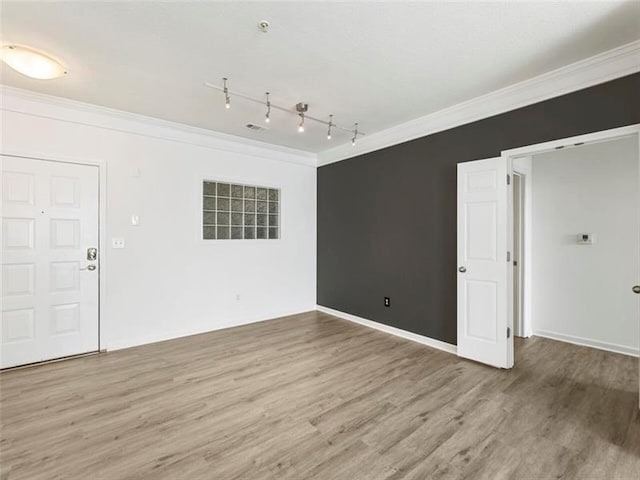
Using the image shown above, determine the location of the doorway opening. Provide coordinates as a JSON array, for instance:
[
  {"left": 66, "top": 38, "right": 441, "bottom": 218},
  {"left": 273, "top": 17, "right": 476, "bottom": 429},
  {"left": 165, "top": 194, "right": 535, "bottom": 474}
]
[
  {"left": 457, "top": 125, "right": 640, "bottom": 372},
  {"left": 507, "top": 129, "right": 640, "bottom": 361}
]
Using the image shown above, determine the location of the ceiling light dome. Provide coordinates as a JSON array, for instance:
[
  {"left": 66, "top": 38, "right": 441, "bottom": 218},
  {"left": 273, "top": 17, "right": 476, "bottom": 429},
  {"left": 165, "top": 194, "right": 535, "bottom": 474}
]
[{"left": 1, "top": 45, "right": 67, "bottom": 79}]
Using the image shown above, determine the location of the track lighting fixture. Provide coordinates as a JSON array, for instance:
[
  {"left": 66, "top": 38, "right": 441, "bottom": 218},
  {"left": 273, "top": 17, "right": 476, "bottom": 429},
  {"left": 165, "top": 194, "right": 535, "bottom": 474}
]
[
  {"left": 296, "top": 102, "right": 308, "bottom": 133},
  {"left": 205, "top": 79, "right": 364, "bottom": 142},
  {"left": 223, "top": 77, "right": 230, "bottom": 109},
  {"left": 264, "top": 92, "right": 271, "bottom": 123}
]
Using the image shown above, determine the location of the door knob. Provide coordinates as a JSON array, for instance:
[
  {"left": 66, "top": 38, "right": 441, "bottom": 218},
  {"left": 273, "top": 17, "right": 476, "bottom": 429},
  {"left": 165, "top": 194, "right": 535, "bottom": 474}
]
[
  {"left": 633, "top": 285, "right": 640, "bottom": 294},
  {"left": 458, "top": 266, "right": 467, "bottom": 273},
  {"left": 80, "top": 264, "right": 96, "bottom": 271}
]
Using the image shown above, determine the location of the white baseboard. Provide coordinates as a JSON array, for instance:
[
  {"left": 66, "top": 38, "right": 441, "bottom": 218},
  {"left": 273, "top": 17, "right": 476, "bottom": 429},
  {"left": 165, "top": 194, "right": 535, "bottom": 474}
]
[
  {"left": 316, "top": 305, "right": 457, "bottom": 355},
  {"left": 106, "top": 308, "right": 313, "bottom": 351},
  {"left": 533, "top": 329, "right": 639, "bottom": 357}
]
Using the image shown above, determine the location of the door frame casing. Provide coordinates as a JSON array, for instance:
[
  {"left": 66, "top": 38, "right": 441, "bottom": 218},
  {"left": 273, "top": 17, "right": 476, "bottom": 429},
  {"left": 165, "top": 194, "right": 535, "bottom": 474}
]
[
  {"left": 512, "top": 172, "right": 524, "bottom": 338},
  {"left": 511, "top": 157, "right": 533, "bottom": 338},
  {"left": 1, "top": 149, "right": 107, "bottom": 353}
]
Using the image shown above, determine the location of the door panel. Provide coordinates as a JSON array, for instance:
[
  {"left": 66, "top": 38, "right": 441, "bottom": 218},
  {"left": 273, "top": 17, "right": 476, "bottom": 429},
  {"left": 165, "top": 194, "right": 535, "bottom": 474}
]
[
  {"left": 465, "top": 279, "right": 498, "bottom": 341},
  {"left": 1, "top": 156, "right": 99, "bottom": 368},
  {"left": 457, "top": 157, "right": 512, "bottom": 368}
]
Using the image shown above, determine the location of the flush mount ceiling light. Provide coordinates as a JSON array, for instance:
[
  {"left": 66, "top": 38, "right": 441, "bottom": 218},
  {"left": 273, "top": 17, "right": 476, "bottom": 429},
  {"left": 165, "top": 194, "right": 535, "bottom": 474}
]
[
  {"left": 0, "top": 45, "right": 67, "bottom": 79},
  {"left": 204, "top": 78, "right": 364, "bottom": 142}
]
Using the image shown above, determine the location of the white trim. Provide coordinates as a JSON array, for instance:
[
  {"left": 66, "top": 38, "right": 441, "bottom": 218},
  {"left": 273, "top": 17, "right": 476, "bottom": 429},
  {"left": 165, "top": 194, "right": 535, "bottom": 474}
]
[
  {"left": 318, "top": 40, "right": 640, "bottom": 166},
  {"left": 3, "top": 41, "right": 638, "bottom": 168},
  {"left": 511, "top": 157, "right": 534, "bottom": 339},
  {"left": 533, "top": 330, "right": 639, "bottom": 358},
  {"left": 503, "top": 124, "right": 640, "bottom": 158},
  {"left": 0, "top": 151, "right": 108, "bottom": 353},
  {"left": 316, "top": 305, "right": 457, "bottom": 355},
  {"left": 108, "top": 308, "right": 309, "bottom": 351},
  {"left": 0, "top": 85, "right": 317, "bottom": 168}
]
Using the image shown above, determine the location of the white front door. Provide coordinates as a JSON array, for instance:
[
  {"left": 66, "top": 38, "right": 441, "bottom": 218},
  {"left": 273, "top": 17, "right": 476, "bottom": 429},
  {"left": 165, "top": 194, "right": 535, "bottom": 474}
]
[
  {"left": 457, "top": 157, "right": 512, "bottom": 368},
  {"left": 1, "top": 156, "right": 99, "bottom": 368}
]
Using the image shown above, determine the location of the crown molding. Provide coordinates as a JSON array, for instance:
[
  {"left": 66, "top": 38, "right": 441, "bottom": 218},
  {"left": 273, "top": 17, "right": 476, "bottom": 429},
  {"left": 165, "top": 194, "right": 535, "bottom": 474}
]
[
  {"left": 318, "top": 40, "right": 640, "bottom": 166},
  {"left": 4, "top": 40, "right": 638, "bottom": 168},
  {"left": 0, "top": 85, "right": 317, "bottom": 167}
]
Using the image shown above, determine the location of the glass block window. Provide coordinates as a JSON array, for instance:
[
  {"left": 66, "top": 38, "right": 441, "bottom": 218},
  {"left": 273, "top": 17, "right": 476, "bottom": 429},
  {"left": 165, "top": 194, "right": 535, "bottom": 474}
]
[{"left": 203, "top": 181, "right": 280, "bottom": 240}]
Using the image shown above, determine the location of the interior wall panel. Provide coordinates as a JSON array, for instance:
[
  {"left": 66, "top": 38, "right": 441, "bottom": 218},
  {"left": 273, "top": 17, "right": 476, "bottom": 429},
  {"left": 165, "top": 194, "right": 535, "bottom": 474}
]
[{"left": 317, "top": 73, "right": 640, "bottom": 344}]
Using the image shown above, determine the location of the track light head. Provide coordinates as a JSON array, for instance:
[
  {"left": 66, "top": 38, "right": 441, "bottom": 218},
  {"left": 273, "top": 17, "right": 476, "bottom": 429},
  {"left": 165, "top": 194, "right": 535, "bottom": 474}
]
[
  {"left": 351, "top": 122, "right": 359, "bottom": 146},
  {"left": 265, "top": 92, "right": 271, "bottom": 123},
  {"left": 297, "top": 105, "right": 307, "bottom": 133},
  {"left": 223, "top": 77, "right": 230, "bottom": 109},
  {"left": 327, "top": 114, "right": 333, "bottom": 140}
]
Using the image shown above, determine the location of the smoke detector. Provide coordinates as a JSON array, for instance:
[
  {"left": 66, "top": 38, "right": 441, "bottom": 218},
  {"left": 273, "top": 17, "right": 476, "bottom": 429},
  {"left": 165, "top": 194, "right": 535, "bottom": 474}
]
[{"left": 258, "top": 20, "right": 270, "bottom": 33}]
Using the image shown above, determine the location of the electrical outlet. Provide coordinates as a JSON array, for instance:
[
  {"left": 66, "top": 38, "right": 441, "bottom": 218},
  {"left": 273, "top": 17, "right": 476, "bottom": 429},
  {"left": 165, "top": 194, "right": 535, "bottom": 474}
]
[
  {"left": 112, "top": 237, "right": 125, "bottom": 249},
  {"left": 384, "top": 297, "right": 390, "bottom": 307}
]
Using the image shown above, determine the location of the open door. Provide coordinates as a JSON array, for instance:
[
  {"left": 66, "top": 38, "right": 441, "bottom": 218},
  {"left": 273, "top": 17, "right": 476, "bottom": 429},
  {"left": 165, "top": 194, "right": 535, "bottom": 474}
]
[{"left": 457, "top": 157, "right": 513, "bottom": 368}]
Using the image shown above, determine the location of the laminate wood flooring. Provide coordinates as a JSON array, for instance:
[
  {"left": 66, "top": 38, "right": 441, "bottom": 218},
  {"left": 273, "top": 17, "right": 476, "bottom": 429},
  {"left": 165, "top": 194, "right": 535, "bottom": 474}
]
[{"left": 1, "top": 311, "right": 638, "bottom": 479}]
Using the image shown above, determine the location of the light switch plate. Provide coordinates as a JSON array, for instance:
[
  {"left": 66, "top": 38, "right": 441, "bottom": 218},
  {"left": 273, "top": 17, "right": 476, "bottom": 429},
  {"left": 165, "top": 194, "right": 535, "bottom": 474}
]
[
  {"left": 112, "top": 238, "right": 125, "bottom": 249},
  {"left": 131, "top": 215, "right": 140, "bottom": 226}
]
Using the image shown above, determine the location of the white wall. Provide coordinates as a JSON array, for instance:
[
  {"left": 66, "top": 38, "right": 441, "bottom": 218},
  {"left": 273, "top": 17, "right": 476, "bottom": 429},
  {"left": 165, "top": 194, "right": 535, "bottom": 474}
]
[
  {"left": 1, "top": 88, "right": 317, "bottom": 350},
  {"left": 531, "top": 136, "right": 639, "bottom": 355}
]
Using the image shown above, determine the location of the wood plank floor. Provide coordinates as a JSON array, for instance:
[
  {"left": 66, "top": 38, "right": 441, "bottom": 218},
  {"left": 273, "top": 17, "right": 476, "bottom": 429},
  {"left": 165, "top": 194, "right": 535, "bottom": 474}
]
[{"left": 1, "top": 311, "right": 638, "bottom": 480}]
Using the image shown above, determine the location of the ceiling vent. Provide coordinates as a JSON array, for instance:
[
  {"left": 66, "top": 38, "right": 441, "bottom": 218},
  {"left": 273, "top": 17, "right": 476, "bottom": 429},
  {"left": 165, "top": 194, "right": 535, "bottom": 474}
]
[{"left": 245, "top": 123, "right": 268, "bottom": 132}]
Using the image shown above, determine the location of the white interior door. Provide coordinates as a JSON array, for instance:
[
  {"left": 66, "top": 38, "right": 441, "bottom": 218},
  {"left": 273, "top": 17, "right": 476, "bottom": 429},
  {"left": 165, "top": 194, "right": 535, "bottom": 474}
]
[
  {"left": 1, "top": 156, "right": 99, "bottom": 368},
  {"left": 457, "top": 156, "right": 512, "bottom": 368}
]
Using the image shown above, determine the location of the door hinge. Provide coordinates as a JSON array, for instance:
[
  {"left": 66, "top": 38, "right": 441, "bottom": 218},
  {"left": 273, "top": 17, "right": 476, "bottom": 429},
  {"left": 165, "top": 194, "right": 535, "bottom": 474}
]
[
  {"left": 507, "top": 327, "right": 511, "bottom": 339},
  {"left": 507, "top": 251, "right": 511, "bottom": 262},
  {"left": 507, "top": 174, "right": 511, "bottom": 185}
]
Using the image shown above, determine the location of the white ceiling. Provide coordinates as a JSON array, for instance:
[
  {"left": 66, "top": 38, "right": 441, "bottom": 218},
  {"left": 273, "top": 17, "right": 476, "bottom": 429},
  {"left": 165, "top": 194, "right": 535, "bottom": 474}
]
[{"left": 2, "top": 1, "right": 639, "bottom": 153}]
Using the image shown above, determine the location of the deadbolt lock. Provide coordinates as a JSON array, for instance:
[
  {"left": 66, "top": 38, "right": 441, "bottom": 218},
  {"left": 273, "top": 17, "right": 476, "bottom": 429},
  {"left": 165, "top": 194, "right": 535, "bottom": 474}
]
[{"left": 87, "top": 247, "right": 98, "bottom": 261}]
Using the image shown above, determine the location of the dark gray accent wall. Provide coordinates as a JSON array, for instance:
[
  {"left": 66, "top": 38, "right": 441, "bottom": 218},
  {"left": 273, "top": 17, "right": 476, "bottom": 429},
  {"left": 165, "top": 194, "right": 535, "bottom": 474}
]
[{"left": 317, "top": 73, "right": 640, "bottom": 345}]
